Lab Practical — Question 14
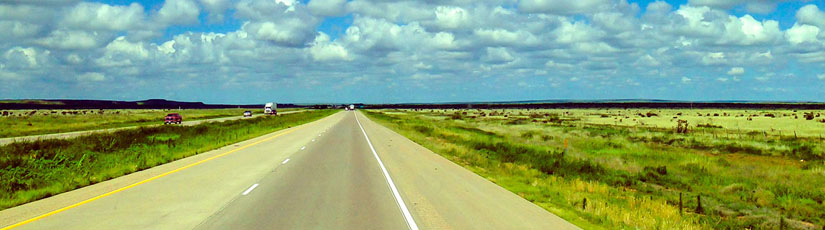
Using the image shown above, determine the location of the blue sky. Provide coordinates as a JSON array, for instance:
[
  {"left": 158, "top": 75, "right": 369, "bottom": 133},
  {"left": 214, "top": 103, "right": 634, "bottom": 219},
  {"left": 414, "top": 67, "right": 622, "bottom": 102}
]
[{"left": 1, "top": 0, "right": 824, "bottom": 104}]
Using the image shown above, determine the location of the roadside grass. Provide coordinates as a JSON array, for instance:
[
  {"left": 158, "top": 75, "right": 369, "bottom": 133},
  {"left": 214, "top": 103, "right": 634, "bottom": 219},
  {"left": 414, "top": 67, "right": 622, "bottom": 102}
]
[
  {"left": 0, "top": 108, "right": 300, "bottom": 138},
  {"left": 0, "top": 109, "right": 335, "bottom": 210},
  {"left": 364, "top": 110, "right": 825, "bottom": 230}
]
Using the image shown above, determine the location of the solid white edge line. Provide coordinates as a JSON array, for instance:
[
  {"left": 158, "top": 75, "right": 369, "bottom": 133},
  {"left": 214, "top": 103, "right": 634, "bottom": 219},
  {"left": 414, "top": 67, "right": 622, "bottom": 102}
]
[
  {"left": 282, "top": 158, "right": 290, "bottom": 164},
  {"left": 354, "top": 112, "right": 419, "bottom": 230},
  {"left": 242, "top": 184, "right": 259, "bottom": 195}
]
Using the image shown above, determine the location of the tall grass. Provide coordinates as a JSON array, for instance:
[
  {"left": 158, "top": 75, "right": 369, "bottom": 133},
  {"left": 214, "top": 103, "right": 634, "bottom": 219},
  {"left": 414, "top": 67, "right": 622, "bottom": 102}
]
[
  {"left": 365, "top": 110, "right": 825, "bottom": 230},
  {"left": 0, "top": 110, "right": 335, "bottom": 210}
]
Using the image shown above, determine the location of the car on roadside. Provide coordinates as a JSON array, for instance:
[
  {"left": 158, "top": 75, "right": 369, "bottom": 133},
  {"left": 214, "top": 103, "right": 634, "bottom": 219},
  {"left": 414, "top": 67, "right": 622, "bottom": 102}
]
[
  {"left": 243, "top": 111, "right": 252, "bottom": 117},
  {"left": 164, "top": 113, "right": 182, "bottom": 124}
]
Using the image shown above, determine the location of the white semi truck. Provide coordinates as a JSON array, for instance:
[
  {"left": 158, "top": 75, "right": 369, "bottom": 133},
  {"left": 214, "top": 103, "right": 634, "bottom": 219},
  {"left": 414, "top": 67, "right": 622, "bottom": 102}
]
[{"left": 265, "top": 102, "right": 277, "bottom": 115}]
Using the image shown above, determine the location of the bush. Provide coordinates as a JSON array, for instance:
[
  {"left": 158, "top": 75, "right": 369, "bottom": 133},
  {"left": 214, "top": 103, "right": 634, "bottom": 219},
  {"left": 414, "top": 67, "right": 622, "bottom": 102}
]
[{"left": 803, "top": 112, "right": 815, "bottom": 120}]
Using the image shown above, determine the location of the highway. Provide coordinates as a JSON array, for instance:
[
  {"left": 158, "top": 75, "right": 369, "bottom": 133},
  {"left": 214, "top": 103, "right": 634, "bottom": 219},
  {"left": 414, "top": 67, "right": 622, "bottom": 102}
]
[
  {"left": 0, "top": 111, "right": 579, "bottom": 229},
  {"left": 0, "top": 110, "right": 305, "bottom": 146}
]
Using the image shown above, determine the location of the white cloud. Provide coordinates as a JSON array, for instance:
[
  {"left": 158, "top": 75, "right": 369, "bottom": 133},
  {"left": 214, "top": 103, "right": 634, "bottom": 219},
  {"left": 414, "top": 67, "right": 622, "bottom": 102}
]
[
  {"left": 518, "top": 0, "right": 609, "bottom": 15},
  {"left": 77, "top": 72, "right": 105, "bottom": 81},
  {"left": 36, "top": 30, "right": 104, "bottom": 50},
  {"left": 95, "top": 36, "right": 151, "bottom": 67},
  {"left": 474, "top": 28, "right": 539, "bottom": 47},
  {"left": 796, "top": 5, "right": 825, "bottom": 29},
  {"left": 786, "top": 23, "right": 821, "bottom": 45},
  {"left": 307, "top": 0, "right": 346, "bottom": 17},
  {"left": 716, "top": 77, "right": 729, "bottom": 82},
  {"left": 156, "top": 0, "right": 200, "bottom": 25},
  {"left": 483, "top": 47, "right": 515, "bottom": 64},
  {"left": 4, "top": 47, "right": 41, "bottom": 67},
  {"left": 818, "top": 74, "right": 825, "bottom": 80},
  {"left": 727, "top": 67, "right": 744, "bottom": 75},
  {"left": 63, "top": 2, "right": 145, "bottom": 31},
  {"left": 688, "top": 0, "right": 778, "bottom": 14},
  {"left": 243, "top": 20, "right": 316, "bottom": 47},
  {"left": 434, "top": 6, "right": 469, "bottom": 30},
  {"left": 681, "top": 76, "right": 692, "bottom": 83},
  {"left": 308, "top": 32, "right": 350, "bottom": 61},
  {"left": 199, "top": 0, "right": 232, "bottom": 22}
]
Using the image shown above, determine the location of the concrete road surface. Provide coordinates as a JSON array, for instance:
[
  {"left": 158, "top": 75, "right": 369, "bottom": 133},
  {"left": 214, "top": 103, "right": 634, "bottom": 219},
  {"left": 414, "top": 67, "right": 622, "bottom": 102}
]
[
  {"left": 0, "top": 111, "right": 579, "bottom": 230},
  {"left": 0, "top": 110, "right": 305, "bottom": 146}
]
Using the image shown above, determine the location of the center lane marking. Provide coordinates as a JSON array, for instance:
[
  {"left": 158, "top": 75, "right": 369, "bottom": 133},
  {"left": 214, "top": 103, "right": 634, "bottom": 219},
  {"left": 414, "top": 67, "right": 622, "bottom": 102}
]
[
  {"left": 282, "top": 158, "right": 290, "bottom": 164},
  {"left": 242, "top": 184, "right": 259, "bottom": 195},
  {"left": 354, "top": 113, "right": 419, "bottom": 230}
]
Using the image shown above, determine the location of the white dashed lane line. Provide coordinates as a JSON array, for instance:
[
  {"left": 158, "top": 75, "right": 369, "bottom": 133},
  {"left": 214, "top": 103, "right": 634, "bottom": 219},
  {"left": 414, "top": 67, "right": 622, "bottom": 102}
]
[{"left": 242, "top": 184, "right": 259, "bottom": 196}]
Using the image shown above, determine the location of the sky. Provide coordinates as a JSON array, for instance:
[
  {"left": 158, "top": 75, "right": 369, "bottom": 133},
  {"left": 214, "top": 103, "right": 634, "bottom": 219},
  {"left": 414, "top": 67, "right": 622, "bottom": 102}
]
[{"left": 1, "top": 0, "right": 824, "bottom": 104}]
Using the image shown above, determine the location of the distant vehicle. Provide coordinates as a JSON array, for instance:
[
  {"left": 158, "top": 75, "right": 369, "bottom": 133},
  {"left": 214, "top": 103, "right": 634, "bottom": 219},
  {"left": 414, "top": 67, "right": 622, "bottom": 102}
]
[
  {"left": 348, "top": 104, "right": 355, "bottom": 111},
  {"left": 265, "top": 102, "right": 277, "bottom": 115},
  {"left": 243, "top": 111, "right": 252, "bottom": 117},
  {"left": 164, "top": 113, "right": 182, "bottom": 124}
]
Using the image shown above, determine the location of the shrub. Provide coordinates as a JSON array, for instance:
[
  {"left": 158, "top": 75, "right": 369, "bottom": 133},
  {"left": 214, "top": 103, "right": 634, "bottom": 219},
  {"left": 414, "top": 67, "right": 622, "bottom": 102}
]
[
  {"left": 803, "top": 112, "right": 814, "bottom": 120},
  {"left": 697, "top": 123, "right": 722, "bottom": 128}
]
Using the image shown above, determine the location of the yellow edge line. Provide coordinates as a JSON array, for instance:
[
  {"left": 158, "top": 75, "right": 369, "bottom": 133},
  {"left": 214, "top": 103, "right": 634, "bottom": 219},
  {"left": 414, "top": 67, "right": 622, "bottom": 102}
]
[{"left": 1, "top": 126, "right": 303, "bottom": 230}]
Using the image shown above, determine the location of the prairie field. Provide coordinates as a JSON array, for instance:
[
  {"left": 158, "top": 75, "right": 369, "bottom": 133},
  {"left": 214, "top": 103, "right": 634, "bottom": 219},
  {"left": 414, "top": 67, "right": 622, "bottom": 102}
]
[
  {"left": 365, "top": 109, "right": 825, "bottom": 230},
  {"left": 0, "top": 108, "right": 298, "bottom": 138}
]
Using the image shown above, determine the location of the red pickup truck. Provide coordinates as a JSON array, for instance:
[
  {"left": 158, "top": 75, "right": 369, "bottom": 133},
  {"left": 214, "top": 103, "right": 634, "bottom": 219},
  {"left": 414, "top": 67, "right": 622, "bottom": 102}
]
[{"left": 164, "top": 113, "right": 182, "bottom": 124}]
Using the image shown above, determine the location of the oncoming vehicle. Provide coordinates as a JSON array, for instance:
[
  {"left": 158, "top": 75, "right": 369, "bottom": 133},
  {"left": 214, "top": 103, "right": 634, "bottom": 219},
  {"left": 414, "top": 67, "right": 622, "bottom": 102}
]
[
  {"left": 265, "top": 102, "right": 277, "bottom": 115},
  {"left": 243, "top": 111, "right": 252, "bottom": 117},
  {"left": 164, "top": 113, "right": 182, "bottom": 124}
]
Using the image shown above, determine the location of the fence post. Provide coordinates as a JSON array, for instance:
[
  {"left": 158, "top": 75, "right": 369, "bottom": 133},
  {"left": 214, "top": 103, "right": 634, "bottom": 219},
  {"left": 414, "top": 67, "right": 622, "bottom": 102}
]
[
  {"left": 582, "top": 197, "right": 587, "bottom": 210},
  {"left": 695, "top": 195, "right": 703, "bottom": 214},
  {"left": 679, "top": 192, "right": 683, "bottom": 216},
  {"left": 780, "top": 215, "right": 784, "bottom": 230}
]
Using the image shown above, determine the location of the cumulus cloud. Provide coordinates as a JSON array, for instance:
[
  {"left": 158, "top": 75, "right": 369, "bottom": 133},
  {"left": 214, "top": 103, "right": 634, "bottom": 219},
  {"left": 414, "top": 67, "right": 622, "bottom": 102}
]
[
  {"left": 63, "top": 2, "right": 145, "bottom": 31},
  {"left": 518, "top": 0, "right": 610, "bottom": 15},
  {"left": 156, "top": 0, "right": 200, "bottom": 25},
  {"left": 727, "top": 67, "right": 745, "bottom": 75},
  {"left": 797, "top": 5, "right": 825, "bottom": 29},
  {"left": 818, "top": 74, "right": 825, "bottom": 80},
  {"left": 785, "top": 23, "right": 820, "bottom": 45},
  {"left": 77, "top": 72, "right": 105, "bottom": 81},
  {"left": 36, "top": 30, "right": 105, "bottom": 50},
  {"left": 308, "top": 32, "right": 350, "bottom": 61},
  {"left": 199, "top": 0, "right": 232, "bottom": 22},
  {"left": 688, "top": 0, "right": 779, "bottom": 14},
  {"left": 307, "top": 0, "right": 346, "bottom": 17},
  {"left": 483, "top": 47, "right": 515, "bottom": 64},
  {"left": 236, "top": 0, "right": 321, "bottom": 47}
]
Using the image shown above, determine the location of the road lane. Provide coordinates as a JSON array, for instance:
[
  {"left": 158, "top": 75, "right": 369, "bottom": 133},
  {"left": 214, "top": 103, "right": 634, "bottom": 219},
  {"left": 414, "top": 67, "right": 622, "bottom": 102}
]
[
  {"left": 1, "top": 110, "right": 579, "bottom": 230},
  {"left": 0, "top": 110, "right": 305, "bottom": 146},
  {"left": 196, "top": 111, "right": 408, "bottom": 229}
]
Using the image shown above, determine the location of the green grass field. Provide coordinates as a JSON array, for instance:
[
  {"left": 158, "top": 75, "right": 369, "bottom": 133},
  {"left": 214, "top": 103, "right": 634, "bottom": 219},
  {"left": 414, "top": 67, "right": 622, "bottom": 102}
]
[
  {"left": 365, "top": 109, "right": 825, "bottom": 230},
  {"left": 0, "top": 109, "right": 334, "bottom": 210},
  {"left": 0, "top": 108, "right": 299, "bottom": 138}
]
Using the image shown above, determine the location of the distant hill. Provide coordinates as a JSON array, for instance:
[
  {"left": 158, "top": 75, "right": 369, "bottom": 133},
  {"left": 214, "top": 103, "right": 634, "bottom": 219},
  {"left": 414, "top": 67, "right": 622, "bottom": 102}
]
[{"left": 0, "top": 99, "right": 302, "bottom": 110}]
